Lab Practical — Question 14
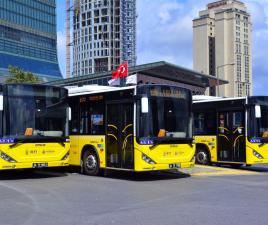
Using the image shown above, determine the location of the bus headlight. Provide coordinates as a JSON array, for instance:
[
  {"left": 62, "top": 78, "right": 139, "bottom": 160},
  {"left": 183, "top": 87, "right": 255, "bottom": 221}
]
[
  {"left": 142, "top": 153, "right": 156, "bottom": 164},
  {"left": 0, "top": 151, "right": 17, "bottom": 163},
  {"left": 253, "top": 150, "right": 264, "bottom": 159},
  {"left": 61, "top": 151, "right": 70, "bottom": 161}
]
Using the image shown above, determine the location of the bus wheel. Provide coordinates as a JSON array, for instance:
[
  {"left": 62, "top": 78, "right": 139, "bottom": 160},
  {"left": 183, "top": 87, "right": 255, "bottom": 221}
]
[
  {"left": 196, "top": 147, "right": 210, "bottom": 165},
  {"left": 82, "top": 151, "right": 100, "bottom": 176}
]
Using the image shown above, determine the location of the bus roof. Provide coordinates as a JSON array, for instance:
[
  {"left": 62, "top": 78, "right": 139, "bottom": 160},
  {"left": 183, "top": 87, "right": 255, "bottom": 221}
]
[
  {"left": 67, "top": 85, "right": 136, "bottom": 97},
  {"left": 193, "top": 95, "right": 224, "bottom": 101},
  {"left": 193, "top": 95, "right": 247, "bottom": 103}
]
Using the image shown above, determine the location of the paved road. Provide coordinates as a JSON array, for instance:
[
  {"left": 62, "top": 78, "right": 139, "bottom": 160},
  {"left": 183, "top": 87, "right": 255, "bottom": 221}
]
[{"left": 0, "top": 166, "right": 268, "bottom": 225}]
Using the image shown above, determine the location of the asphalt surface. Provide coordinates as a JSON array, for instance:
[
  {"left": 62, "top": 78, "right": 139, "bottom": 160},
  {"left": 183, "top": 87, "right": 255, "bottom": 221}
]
[{"left": 0, "top": 165, "right": 268, "bottom": 225}]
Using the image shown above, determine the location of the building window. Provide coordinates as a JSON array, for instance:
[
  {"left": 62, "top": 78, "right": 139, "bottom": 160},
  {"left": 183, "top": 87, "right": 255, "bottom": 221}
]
[
  {"left": 237, "top": 83, "right": 243, "bottom": 97},
  {"left": 236, "top": 43, "right": 241, "bottom": 53},
  {"left": 237, "top": 55, "right": 241, "bottom": 82},
  {"left": 245, "top": 84, "right": 250, "bottom": 96}
]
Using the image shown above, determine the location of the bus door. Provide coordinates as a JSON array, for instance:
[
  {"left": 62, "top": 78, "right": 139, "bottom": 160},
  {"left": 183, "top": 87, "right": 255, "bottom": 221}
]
[
  {"left": 217, "top": 111, "right": 245, "bottom": 162},
  {"left": 106, "top": 101, "right": 134, "bottom": 169}
]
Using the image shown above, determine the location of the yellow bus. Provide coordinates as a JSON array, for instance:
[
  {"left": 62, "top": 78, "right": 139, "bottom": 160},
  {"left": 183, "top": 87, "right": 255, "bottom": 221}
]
[
  {"left": 0, "top": 84, "right": 70, "bottom": 170},
  {"left": 193, "top": 96, "right": 268, "bottom": 167},
  {"left": 68, "top": 84, "right": 195, "bottom": 175}
]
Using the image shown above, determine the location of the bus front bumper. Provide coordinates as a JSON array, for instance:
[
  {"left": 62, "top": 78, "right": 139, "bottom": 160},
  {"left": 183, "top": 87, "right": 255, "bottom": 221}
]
[
  {"left": 0, "top": 160, "right": 69, "bottom": 170},
  {"left": 135, "top": 161, "right": 195, "bottom": 172}
]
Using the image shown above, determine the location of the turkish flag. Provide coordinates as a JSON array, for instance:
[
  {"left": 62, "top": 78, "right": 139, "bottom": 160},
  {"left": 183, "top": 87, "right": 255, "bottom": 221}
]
[{"left": 112, "top": 62, "right": 128, "bottom": 79}]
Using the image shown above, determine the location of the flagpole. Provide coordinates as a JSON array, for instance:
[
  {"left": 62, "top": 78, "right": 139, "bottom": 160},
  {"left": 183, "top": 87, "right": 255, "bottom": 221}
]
[{"left": 123, "top": 61, "right": 128, "bottom": 87}]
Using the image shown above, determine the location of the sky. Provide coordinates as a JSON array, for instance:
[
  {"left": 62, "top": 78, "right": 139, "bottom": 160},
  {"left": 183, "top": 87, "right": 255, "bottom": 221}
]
[{"left": 56, "top": 0, "right": 268, "bottom": 95}]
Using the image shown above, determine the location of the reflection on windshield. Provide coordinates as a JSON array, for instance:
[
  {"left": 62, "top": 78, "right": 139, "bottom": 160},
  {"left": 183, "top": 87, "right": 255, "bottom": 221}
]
[
  {"left": 5, "top": 85, "right": 68, "bottom": 139},
  {"left": 138, "top": 96, "right": 191, "bottom": 142}
]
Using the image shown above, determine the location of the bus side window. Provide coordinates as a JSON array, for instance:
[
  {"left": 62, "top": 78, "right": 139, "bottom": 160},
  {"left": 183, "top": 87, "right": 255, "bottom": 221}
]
[
  {"left": 0, "top": 111, "right": 2, "bottom": 137},
  {"left": 89, "top": 103, "right": 104, "bottom": 135},
  {"left": 91, "top": 114, "right": 104, "bottom": 134},
  {"left": 194, "top": 112, "right": 205, "bottom": 134},
  {"left": 194, "top": 111, "right": 216, "bottom": 135},
  {"left": 70, "top": 103, "right": 79, "bottom": 135},
  {"left": 233, "top": 112, "right": 242, "bottom": 127}
]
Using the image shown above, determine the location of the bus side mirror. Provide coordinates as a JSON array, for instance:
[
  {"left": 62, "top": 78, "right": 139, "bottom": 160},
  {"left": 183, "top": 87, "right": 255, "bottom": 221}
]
[
  {"left": 68, "top": 107, "right": 72, "bottom": 121},
  {"left": 0, "top": 95, "right": 3, "bottom": 111},
  {"left": 141, "top": 97, "right": 149, "bottom": 113},
  {"left": 255, "top": 105, "right": 261, "bottom": 118}
]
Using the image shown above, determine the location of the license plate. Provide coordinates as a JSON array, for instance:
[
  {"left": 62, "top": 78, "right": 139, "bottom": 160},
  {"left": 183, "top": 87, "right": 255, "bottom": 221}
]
[
  {"left": 169, "top": 163, "right": 181, "bottom": 169},
  {"left": 33, "top": 163, "right": 48, "bottom": 168}
]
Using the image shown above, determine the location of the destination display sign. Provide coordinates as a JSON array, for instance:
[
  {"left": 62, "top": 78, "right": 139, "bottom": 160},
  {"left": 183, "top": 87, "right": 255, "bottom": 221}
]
[
  {"left": 149, "top": 88, "right": 187, "bottom": 99},
  {"left": 80, "top": 95, "right": 104, "bottom": 103}
]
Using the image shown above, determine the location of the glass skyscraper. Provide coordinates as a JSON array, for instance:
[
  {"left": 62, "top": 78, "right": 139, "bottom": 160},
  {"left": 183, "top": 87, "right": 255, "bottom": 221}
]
[{"left": 0, "top": 0, "right": 62, "bottom": 81}]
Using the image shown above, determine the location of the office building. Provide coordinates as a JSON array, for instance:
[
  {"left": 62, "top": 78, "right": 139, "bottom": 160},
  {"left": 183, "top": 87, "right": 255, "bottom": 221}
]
[
  {"left": 193, "top": 0, "right": 252, "bottom": 97},
  {"left": 0, "top": 0, "right": 62, "bottom": 82},
  {"left": 72, "top": 0, "right": 136, "bottom": 77}
]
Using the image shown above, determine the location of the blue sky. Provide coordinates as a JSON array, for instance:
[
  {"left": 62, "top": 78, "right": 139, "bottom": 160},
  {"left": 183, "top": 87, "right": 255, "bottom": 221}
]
[{"left": 56, "top": 0, "right": 268, "bottom": 95}]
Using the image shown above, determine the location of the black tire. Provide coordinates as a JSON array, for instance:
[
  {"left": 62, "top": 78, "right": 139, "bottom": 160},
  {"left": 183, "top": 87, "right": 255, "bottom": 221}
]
[
  {"left": 82, "top": 150, "right": 100, "bottom": 176},
  {"left": 195, "top": 147, "right": 211, "bottom": 165}
]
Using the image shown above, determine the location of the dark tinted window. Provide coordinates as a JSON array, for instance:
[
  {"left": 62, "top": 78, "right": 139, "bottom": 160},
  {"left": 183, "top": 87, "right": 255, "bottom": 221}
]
[
  {"left": 194, "top": 111, "right": 216, "bottom": 135},
  {"left": 79, "top": 101, "right": 105, "bottom": 135}
]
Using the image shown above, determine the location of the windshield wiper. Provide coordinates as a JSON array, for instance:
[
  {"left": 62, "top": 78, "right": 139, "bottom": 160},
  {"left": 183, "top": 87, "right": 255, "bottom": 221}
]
[
  {"left": 259, "top": 142, "right": 268, "bottom": 147},
  {"left": 36, "top": 135, "right": 66, "bottom": 147},
  {"left": 149, "top": 138, "right": 193, "bottom": 150},
  {"left": 58, "top": 141, "right": 65, "bottom": 147},
  {"left": 9, "top": 136, "right": 65, "bottom": 148},
  {"left": 149, "top": 139, "right": 166, "bottom": 150},
  {"left": 9, "top": 139, "right": 27, "bottom": 149}
]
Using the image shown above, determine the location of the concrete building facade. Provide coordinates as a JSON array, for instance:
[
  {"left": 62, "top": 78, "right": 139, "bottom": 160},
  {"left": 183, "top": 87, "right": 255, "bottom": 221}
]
[
  {"left": 193, "top": 0, "right": 252, "bottom": 97},
  {"left": 0, "top": 0, "right": 62, "bottom": 82},
  {"left": 72, "top": 0, "right": 136, "bottom": 77}
]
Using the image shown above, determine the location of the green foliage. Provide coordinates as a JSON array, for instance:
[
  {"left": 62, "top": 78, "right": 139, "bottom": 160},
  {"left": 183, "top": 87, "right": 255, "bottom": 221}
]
[{"left": 5, "top": 66, "right": 41, "bottom": 84}]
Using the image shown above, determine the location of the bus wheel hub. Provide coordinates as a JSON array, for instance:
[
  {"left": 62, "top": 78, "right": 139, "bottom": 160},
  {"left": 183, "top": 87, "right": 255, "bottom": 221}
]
[
  {"left": 197, "top": 152, "right": 207, "bottom": 164},
  {"left": 86, "top": 155, "right": 97, "bottom": 170}
]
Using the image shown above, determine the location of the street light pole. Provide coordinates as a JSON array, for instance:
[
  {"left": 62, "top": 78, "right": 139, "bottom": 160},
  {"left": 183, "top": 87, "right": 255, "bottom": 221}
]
[{"left": 216, "top": 63, "right": 235, "bottom": 97}]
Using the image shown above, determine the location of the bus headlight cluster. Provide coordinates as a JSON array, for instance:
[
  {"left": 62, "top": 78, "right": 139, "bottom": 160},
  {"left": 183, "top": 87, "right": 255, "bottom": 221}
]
[
  {"left": 0, "top": 151, "right": 17, "bottom": 163},
  {"left": 142, "top": 153, "right": 156, "bottom": 164},
  {"left": 253, "top": 150, "right": 264, "bottom": 159}
]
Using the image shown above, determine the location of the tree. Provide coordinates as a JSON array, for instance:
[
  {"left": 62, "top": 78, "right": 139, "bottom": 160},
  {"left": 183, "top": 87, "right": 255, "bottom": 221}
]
[{"left": 5, "top": 66, "right": 41, "bottom": 84}]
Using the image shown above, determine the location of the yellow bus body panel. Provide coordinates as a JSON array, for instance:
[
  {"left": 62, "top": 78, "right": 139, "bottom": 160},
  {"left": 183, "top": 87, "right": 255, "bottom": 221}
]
[
  {"left": 70, "top": 135, "right": 195, "bottom": 172},
  {"left": 194, "top": 136, "right": 217, "bottom": 162},
  {"left": 0, "top": 142, "right": 70, "bottom": 170},
  {"left": 133, "top": 139, "right": 195, "bottom": 172},
  {"left": 246, "top": 139, "right": 268, "bottom": 164},
  {"left": 69, "top": 135, "right": 106, "bottom": 168}
]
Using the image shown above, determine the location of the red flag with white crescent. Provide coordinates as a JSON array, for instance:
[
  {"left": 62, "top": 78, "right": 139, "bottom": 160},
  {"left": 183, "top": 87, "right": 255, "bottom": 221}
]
[{"left": 112, "top": 62, "right": 128, "bottom": 79}]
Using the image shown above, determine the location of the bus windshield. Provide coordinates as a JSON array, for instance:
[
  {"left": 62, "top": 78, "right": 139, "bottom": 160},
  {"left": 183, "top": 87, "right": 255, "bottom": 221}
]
[
  {"left": 250, "top": 105, "right": 268, "bottom": 140},
  {"left": 137, "top": 86, "right": 192, "bottom": 144},
  {"left": 4, "top": 84, "right": 68, "bottom": 139}
]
